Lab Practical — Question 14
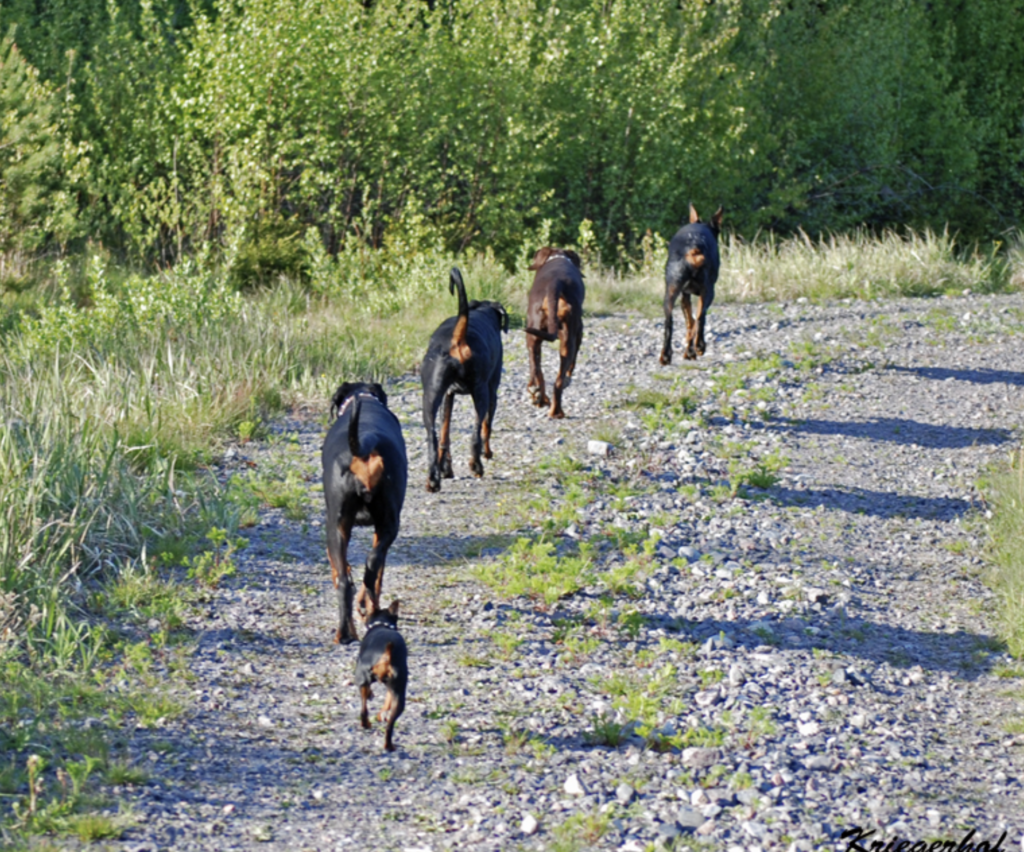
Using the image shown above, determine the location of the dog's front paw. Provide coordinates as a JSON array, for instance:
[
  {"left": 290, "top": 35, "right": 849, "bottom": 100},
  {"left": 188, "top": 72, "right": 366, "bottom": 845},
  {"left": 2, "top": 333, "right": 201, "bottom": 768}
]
[{"left": 659, "top": 351, "right": 672, "bottom": 365}]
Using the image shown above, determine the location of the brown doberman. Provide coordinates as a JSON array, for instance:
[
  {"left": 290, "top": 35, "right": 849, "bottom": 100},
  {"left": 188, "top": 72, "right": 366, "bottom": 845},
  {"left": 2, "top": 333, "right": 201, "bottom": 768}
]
[{"left": 524, "top": 247, "right": 585, "bottom": 418}]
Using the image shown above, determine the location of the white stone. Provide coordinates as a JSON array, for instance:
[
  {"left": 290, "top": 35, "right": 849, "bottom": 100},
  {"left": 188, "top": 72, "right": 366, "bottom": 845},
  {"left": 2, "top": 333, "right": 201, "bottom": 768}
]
[
  {"left": 521, "top": 813, "right": 539, "bottom": 836},
  {"left": 564, "top": 773, "right": 586, "bottom": 796}
]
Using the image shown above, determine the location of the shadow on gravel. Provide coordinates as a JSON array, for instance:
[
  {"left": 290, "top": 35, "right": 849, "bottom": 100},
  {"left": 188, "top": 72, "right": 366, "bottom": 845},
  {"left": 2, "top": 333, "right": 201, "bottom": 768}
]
[
  {"left": 762, "top": 484, "right": 974, "bottom": 520},
  {"left": 775, "top": 416, "right": 1010, "bottom": 449},
  {"left": 667, "top": 614, "right": 999, "bottom": 680},
  {"left": 891, "top": 365, "right": 1024, "bottom": 386}
]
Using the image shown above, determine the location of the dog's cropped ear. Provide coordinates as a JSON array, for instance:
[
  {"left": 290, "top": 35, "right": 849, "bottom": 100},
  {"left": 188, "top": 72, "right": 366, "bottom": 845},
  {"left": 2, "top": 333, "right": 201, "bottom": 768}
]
[
  {"left": 330, "top": 382, "right": 356, "bottom": 419},
  {"left": 388, "top": 600, "right": 400, "bottom": 617},
  {"left": 528, "top": 247, "right": 553, "bottom": 271},
  {"left": 688, "top": 202, "right": 700, "bottom": 224},
  {"left": 369, "top": 382, "right": 388, "bottom": 407},
  {"left": 562, "top": 249, "right": 582, "bottom": 270},
  {"left": 710, "top": 206, "right": 724, "bottom": 234}
]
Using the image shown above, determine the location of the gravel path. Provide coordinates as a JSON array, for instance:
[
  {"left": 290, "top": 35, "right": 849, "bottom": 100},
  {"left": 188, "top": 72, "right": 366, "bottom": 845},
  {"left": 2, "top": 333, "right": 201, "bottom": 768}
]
[{"left": 111, "top": 294, "right": 1024, "bottom": 852}]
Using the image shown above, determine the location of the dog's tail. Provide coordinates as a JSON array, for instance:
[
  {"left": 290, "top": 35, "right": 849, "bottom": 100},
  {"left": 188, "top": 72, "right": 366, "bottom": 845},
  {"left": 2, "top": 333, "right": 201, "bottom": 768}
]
[
  {"left": 448, "top": 267, "right": 472, "bottom": 361},
  {"left": 371, "top": 642, "right": 397, "bottom": 681},
  {"left": 684, "top": 246, "right": 706, "bottom": 270},
  {"left": 525, "top": 281, "right": 563, "bottom": 342},
  {"left": 348, "top": 399, "right": 385, "bottom": 498},
  {"left": 348, "top": 398, "right": 363, "bottom": 458}
]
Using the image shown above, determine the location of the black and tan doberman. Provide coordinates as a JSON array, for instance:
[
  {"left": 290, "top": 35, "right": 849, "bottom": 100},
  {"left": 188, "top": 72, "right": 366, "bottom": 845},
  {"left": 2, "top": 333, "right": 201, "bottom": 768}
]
[
  {"left": 660, "top": 204, "right": 723, "bottom": 364},
  {"left": 354, "top": 598, "right": 408, "bottom": 752},
  {"left": 322, "top": 382, "right": 407, "bottom": 643},
  {"left": 420, "top": 267, "right": 508, "bottom": 492}
]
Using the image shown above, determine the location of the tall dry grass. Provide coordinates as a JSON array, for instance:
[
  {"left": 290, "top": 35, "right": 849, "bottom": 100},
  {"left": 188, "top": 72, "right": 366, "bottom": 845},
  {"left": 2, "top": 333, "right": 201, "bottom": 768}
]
[{"left": 984, "top": 447, "right": 1024, "bottom": 659}]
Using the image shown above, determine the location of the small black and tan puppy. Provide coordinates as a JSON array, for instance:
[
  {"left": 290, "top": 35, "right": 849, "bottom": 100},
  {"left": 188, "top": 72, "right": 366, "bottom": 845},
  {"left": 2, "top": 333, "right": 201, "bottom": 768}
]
[
  {"left": 524, "top": 247, "right": 585, "bottom": 419},
  {"left": 660, "top": 203, "right": 723, "bottom": 364},
  {"left": 322, "top": 382, "right": 407, "bottom": 644},
  {"left": 421, "top": 267, "right": 508, "bottom": 492},
  {"left": 355, "top": 598, "right": 408, "bottom": 752}
]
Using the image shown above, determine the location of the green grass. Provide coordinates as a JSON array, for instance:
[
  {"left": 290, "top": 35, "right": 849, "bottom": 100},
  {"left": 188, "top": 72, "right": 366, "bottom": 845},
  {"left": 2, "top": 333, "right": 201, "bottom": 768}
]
[
  {"left": 982, "top": 446, "right": 1024, "bottom": 658},
  {"left": 474, "top": 538, "right": 595, "bottom": 606}
]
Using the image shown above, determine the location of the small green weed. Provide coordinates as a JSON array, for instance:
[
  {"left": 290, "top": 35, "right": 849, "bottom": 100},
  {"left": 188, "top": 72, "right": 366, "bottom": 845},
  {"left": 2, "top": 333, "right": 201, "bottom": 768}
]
[{"left": 183, "top": 527, "right": 247, "bottom": 588}]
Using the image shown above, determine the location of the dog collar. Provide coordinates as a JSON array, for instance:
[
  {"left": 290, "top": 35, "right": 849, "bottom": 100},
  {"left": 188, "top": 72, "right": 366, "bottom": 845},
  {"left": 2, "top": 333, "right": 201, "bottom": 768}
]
[
  {"left": 336, "top": 392, "right": 379, "bottom": 418},
  {"left": 364, "top": 620, "right": 396, "bottom": 634}
]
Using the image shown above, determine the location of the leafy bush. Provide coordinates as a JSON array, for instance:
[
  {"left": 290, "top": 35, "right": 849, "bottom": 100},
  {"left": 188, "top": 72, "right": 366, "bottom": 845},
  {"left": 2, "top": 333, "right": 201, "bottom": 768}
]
[{"left": 6, "top": 0, "right": 1023, "bottom": 264}]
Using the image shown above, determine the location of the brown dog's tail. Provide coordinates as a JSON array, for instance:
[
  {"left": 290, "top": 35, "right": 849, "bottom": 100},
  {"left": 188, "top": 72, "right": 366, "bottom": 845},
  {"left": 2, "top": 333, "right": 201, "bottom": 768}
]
[{"left": 525, "top": 281, "right": 563, "bottom": 341}]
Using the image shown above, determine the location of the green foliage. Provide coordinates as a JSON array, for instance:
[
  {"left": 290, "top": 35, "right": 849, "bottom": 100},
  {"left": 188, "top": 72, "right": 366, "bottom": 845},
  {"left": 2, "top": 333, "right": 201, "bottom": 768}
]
[
  {"left": 0, "top": 33, "right": 79, "bottom": 267},
  {"left": 7, "top": 0, "right": 1024, "bottom": 264}
]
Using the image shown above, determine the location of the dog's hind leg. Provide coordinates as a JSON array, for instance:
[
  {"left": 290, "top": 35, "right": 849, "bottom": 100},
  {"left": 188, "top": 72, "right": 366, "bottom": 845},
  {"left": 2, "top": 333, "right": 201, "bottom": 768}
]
[
  {"left": 378, "top": 688, "right": 393, "bottom": 723},
  {"left": 383, "top": 687, "right": 405, "bottom": 752},
  {"left": 469, "top": 384, "right": 489, "bottom": 477},
  {"left": 439, "top": 392, "right": 455, "bottom": 479},
  {"left": 681, "top": 294, "right": 697, "bottom": 360},
  {"left": 360, "top": 684, "right": 372, "bottom": 729},
  {"left": 327, "top": 516, "right": 357, "bottom": 643},
  {"left": 660, "top": 282, "right": 680, "bottom": 365},
  {"left": 364, "top": 525, "right": 398, "bottom": 615},
  {"left": 526, "top": 332, "right": 549, "bottom": 407},
  {"left": 549, "top": 323, "right": 572, "bottom": 419},
  {"left": 482, "top": 381, "right": 498, "bottom": 460},
  {"left": 695, "top": 286, "right": 714, "bottom": 356},
  {"left": 423, "top": 387, "right": 446, "bottom": 492}
]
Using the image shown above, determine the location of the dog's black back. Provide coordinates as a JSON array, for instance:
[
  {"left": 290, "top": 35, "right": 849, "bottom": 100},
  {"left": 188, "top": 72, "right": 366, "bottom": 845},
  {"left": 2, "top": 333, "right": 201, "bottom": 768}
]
[{"left": 322, "top": 383, "right": 408, "bottom": 526}]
